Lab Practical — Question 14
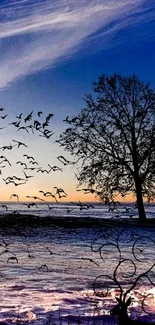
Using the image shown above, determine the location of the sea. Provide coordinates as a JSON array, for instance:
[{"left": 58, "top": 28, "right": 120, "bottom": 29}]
[{"left": 0, "top": 202, "right": 154, "bottom": 324}]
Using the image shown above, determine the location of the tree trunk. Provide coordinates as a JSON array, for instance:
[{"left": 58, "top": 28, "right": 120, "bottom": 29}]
[{"left": 135, "top": 177, "right": 146, "bottom": 223}]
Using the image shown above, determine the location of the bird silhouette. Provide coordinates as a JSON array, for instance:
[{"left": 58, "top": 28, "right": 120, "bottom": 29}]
[
  {"left": 42, "top": 121, "right": 49, "bottom": 129},
  {"left": 38, "top": 111, "right": 43, "bottom": 117},
  {"left": 1, "top": 238, "right": 9, "bottom": 246},
  {"left": 48, "top": 164, "right": 63, "bottom": 172},
  {"left": 0, "top": 157, "right": 11, "bottom": 166},
  {"left": 22, "top": 203, "right": 38, "bottom": 208},
  {"left": 6, "top": 176, "right": 25, "bottom": 182},
  {"left": 23, "top": 154, "right": 35, "bottom": 160},
  {"left": 0, "top": 144, "right": 15, "bottom": 151},
  {"left": 0, "top": 248, "right": 15, "bottom": 256},
  {"left": 54, "top": 187, "right": 68, "bottom": 198},
  {"left": 34, "top": 120, "right": 42, "bottom": 130},
  {"left": 70, "top": 201, "right": 94, "bottom": 210},
  {"left": 26, "top": 195, "right": 45, "bottom": 201},
  {"left": 39, "top": 190, "right": 53, "bottom": 196},
  {"left": 2, "top": 178, "right": 10, "bottom": 185},
  {"left": 37, "top": 168, "right": 49, "bottom": 173},
  {"left": 42, "top": 114, "right": 54, "bottom": 129},
  {"left": 7, "top": 256, "right": 18, "bottom": 263},
  {"left": 39, "top": 190, "right": 58, "bottom": 202},
  {"left": 27, "top": 125, "right": 34, "bottom": 133},
  {"left": 57, "top": 155, "right": 75, "bottom": 166},
  {"left": 0, "top": 114, "right": 8, "bottom": 119},
  {"left": 81, "top": 257, "right": 100, "bottom": 267},
  {"left": 38, "top": 264, "right": 48, "bottom": 271},
  {"left": 17, "top": 126, "right": 29, "bottom": 133},
  {"left": 0, "top": 107, "right": 4, "bottom": 111},
  {"left": 24, "top": 111, "right": 33, "bottom": 123},
  {"left": 16, "top": 161, "right": 27, "bottom": 169},
  {"left": 46, "top": 113, "right": 54, "bottom": 120},
  {"left": 46, "top": 204, "right": 54, "bottom": 210},
  {"left": 29, "top": 160, "right": 38, "bottom": 165},
  {"left": 0, "top": 204, "right": 8, "bottom": 210},
  {"left": 66, "top": 206, "right": 73, "bottom": 213},
  {"left": 10, "top": 194, "right": 19, "bottom": 201},
  {"left": 39, "top": 129, "right": 54, "bottom": 139},
  {"left": 16, "top": 113, "right": 23, "bottom": 119},
  {"left": 9, "top": 121, "right": 21, "bottom": 127},
  {"left": 25, "top": 244, "right": 35, "bottom": 259},
  {"left": 23, "top": 171, "right": 34, "bottom": 179},
  {"left": 9, "top": 180, "right": 27, "bottom": 186},
  {"left": 25, "top": 167, "right": 40, "bottom": 171},
  {"left": 12, "top": 140, "right": 28, "bottom": 148},
  {"left": 46, "top": 246, "right": 53, "bottom": 255}
]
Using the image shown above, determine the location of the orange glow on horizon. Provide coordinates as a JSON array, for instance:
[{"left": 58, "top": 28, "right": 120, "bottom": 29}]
[{"left": 0, "top": 187, "right": 136, "bottom": 203}]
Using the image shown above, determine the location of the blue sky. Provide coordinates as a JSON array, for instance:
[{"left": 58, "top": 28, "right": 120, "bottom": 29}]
[{"left": 0, "top": 0, "right": 155, "bottom": 202}]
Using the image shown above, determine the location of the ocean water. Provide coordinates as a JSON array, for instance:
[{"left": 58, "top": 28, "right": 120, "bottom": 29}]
[
  {"left": 0, "top": 201, "right": 155, "bottom": 219},
  {"left": 0, "top": 203, "right": 154, "bottom": 324}
]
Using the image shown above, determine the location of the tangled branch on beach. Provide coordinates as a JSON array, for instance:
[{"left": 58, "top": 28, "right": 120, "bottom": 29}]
[{"left": 92, "top": 227, "right": 155, "bottom": 323}]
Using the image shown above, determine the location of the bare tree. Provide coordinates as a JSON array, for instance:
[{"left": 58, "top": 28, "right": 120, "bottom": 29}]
[{"left": 58, "top": 74, "right": 155, "bottom": 223}]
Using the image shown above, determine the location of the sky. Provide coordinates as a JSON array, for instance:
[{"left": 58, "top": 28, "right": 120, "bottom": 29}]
[{"left": 0, "top": 0, "right": 155, "bottom": 203}]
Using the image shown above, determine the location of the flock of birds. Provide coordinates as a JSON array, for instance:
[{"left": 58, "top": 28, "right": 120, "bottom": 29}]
[
  {"left": 0, "top": 107, "right": 96, "bottom": 214},
  {"left": 0, "top": 107, "right": 134, "bottom": 216}
]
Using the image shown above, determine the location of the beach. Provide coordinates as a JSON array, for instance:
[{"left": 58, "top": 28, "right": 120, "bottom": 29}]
[{"left": 0, "top": 203, "right": 154, "bottom": 323}]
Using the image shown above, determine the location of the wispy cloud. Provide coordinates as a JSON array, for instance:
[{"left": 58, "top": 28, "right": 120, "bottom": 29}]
[{"left": 0, "top": 0, "right": 154, "bottom": 89}]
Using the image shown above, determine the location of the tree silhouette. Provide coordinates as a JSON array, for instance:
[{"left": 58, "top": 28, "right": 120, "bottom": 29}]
[{"left": 58, "top": 73, "right": 155, "bottom": 223}]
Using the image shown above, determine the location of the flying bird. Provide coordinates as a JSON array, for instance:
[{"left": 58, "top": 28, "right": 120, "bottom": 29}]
[
  {"left": 37, "top": 168, "right": 49, "bottom": 173},
  {"left": 10, "top": 194, "right": 19, "bottom": 201},
  {"left": 7, "top": 256, "right": 18, "bottom": 263},
  {"left": 37, "top": 111, "right": 43, "bottom": 117},
  {"left": 22, "top": 203, "right": 38, "bottom": 208},
  {"left": 34, "top": 120, "right": 42, "bottom": 130},
  {"left": 0, "top": 114, "right": 8, "bottom": 119},
  {"left": 24, "top": 111, "right": 33, "bottom": 123},
  {"left": 12, "top": 140, "right": 28, "bottom": 148},
  {"left": 48, "top": 164, "right": 63, "bottom": 172},
  {"left": 16, "top": 113, "right": 23, "bottom": 119},
  {"left": 27, "top": 125, "right": 34, "bottom": 133},
  {"left": 26, "top": 195, "right": 45, "bottom": 202},
  {"left": 81, "top": 257, "right": 100, "bottom": 267},
  {"left": 23, "top": 154, "right": 35, "bottom": 160},
  {"left": 29, "top": 160, "right": 39, "bottom": 165},
  {"left": 57, "top": 155, "right": 75, "bottom": 166},
  {"left": 17, "top": 126, "right": 29, "bottom": 133},
  {"left": 23, "top": 171, "right": 34, "bottom": 179},
  {"left": 39, "top": 129, "right": 54, "bottom": 139},
  {"left": 26, "top": 167, "right": 40, "bottom": 171},
  {"left": 10, "top": 180, "right": 27, "bottom": 186},
  {"left": 70, "top": 201, "right": 94, "bottom": 210},
  {"left": 42, "top": 121, "right": 49, "bottom": 129},
  {"left": 9, "top": 121, "right": 21, "bottom": 127},
  {"left": 54, "top": 187, "right": 68, "bottom": 198},
  {"left": 38, "top": 264, "right": 48, "bottom": 271},
  {"left": 39, "top": 190, "right": 58, "bottom": 202},
  {"left": 0, "top": 158, "right": 11, "bottom": 166},
  {"left": 0, "top": 204, "right": 8, "bottom": 210},
  {"left": 0, "top": 145, "right": 15, "bottom": 151},
  {"left": 16, "top": 161, "right": 27, "bottom": 169}
]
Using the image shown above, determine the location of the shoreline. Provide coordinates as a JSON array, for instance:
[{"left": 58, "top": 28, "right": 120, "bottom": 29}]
[{"left": 0, "top": 213, "right": 155, "bottom": 229}]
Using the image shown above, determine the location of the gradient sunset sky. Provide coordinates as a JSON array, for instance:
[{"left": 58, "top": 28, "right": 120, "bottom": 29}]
[{"left": 0, "top": 0, "right": 155, "bottom": 202}]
